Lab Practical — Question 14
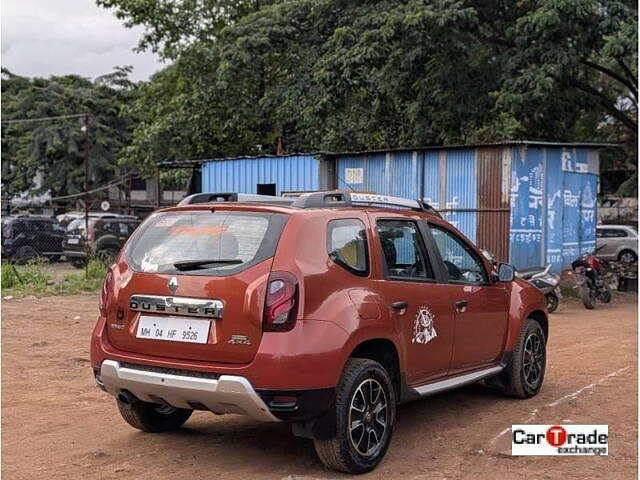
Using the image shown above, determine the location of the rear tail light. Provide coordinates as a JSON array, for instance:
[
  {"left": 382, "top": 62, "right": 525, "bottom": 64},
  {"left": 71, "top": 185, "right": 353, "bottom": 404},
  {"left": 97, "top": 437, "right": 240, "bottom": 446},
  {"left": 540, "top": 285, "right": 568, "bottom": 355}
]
[
  {"left": 263, "top": 271, "right": 298, "bottom": 332},
  {"left": 99, "top": 268, "right": 115, "bottom": 317},
  {"left": 86, "top": 229, "right": 95, "bottom": 241}
]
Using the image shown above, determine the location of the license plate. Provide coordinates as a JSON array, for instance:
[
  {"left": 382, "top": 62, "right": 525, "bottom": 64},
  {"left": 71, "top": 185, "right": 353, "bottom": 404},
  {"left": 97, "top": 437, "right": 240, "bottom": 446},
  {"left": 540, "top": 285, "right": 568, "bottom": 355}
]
[
  {"left": 67, "top": 238, "right": 80, "bottom": 244},
  {"left": 136, "top": 315, "right": 210, "bottom": 344}
]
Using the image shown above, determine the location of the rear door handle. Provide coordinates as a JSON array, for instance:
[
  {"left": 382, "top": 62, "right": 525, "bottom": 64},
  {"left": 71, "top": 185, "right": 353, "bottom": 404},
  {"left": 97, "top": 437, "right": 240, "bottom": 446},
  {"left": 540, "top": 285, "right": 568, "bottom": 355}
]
[
  {"left": 391, "top": 301, "right": 408, "bottom": 310},
  {"left": 455, "top": 300, "right": 468, "bottom": 311}
]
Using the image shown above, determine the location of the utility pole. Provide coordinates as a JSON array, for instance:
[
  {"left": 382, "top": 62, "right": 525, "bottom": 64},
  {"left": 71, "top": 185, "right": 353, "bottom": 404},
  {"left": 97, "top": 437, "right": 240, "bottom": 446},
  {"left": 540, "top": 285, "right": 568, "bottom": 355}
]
[{"left": 83, "top": 114, "right": 91, "bottom": 279}]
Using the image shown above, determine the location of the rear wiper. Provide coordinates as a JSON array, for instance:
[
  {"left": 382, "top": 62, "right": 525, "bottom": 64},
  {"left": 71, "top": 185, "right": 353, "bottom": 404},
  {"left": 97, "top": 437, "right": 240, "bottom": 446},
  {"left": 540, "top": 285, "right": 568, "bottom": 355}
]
[{"left": 173, "top": 259, "right": 243, "bottom": 271}]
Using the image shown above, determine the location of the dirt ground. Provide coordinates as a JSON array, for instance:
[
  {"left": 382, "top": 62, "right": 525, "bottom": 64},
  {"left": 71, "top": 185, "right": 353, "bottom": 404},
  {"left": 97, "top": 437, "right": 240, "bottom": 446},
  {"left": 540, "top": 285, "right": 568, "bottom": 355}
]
[{"left": 2, "top": 293, "right": 637, "bottom": 480}]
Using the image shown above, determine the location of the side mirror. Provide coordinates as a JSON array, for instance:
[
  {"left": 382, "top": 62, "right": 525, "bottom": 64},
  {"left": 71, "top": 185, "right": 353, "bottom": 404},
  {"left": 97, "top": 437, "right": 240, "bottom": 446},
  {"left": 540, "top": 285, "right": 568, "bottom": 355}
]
[{"left": 497, "top": 263, "right": 516, "bottom": 282}]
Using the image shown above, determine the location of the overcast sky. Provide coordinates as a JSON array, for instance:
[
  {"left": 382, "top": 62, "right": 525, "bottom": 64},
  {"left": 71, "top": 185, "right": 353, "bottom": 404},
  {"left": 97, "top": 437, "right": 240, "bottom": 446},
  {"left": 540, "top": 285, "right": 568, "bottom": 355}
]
[{"left": 1, "top": 0, "right": 163, "bottom": 81}]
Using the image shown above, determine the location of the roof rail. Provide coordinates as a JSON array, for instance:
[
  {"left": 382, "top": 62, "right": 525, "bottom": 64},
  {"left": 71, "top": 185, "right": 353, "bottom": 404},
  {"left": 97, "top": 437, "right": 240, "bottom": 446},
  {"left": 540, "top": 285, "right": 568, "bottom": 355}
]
[
  {"left": 290, "top": 191, "right": 442, "bottom": 217},
  {"left": 178, "top": 192, "right": 294, "bottom": 207}
]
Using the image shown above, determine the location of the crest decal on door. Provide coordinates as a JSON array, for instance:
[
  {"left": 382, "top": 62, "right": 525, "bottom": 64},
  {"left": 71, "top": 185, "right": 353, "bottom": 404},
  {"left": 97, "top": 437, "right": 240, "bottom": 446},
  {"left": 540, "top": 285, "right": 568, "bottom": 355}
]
[{"left": 412, "top": 306, "right": 437, "bottom": 344}]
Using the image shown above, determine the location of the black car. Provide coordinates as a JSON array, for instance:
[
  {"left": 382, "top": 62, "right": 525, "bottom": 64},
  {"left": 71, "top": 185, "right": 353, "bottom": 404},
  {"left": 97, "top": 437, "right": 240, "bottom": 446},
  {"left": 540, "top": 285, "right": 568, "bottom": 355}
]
[
  {"left": 64, "top": 215, "right": 141, "bottom": 268},
  {"left": 1, "top": 215, "right": 66, "bottom": 264}
]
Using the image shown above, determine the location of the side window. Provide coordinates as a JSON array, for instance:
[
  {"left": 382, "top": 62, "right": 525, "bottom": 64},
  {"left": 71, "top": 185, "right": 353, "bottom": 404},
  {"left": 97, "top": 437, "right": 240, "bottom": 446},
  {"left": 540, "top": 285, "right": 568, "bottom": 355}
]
[
  {"left": 376, "top": 220, "right": 432, "bottom": 280},
  {"left": 596, "top": 229, "right": 605, "bottom": 238},
  {"left": 430, "top": 225, "right": 488, "bottom": 285},
  {"left": 610, "top": 229, "right": 628, "bottom": 238},
  {"left": 327, "top": 219, "right": 369, "bottom": 276}
]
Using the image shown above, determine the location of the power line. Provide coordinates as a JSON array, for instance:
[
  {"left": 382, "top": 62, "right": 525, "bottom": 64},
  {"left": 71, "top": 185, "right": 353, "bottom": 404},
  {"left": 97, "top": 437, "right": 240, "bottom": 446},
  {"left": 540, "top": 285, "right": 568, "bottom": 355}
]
[
  {"left": 1, "top": 113, "right": 90, "bottom": 125},
  {"left": 48, "top": 174, "right": 138, "bottom": 201}
]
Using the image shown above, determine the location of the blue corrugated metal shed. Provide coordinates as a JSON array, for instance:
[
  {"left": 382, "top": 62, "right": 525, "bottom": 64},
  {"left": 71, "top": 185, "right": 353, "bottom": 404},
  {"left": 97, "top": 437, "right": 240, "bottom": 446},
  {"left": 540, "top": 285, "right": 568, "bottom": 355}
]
[
  {"left": 196, "top": 141, "right": 611, "bottom": 271},
  {"left": 201, "top": 154, "right": 320, "bottom": 195}
]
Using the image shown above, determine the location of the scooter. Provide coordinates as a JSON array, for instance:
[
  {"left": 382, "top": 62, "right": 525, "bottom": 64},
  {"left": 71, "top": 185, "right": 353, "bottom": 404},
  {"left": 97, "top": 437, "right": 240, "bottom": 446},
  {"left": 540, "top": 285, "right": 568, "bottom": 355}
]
[
  {"left": 481, "top": 249, "right": 561, "bottom": 313},
  {"left": 517, "top": 265, "right": 562, "bottom": 313},
  {"left": 571, "top": 245, "right": 612, "bottom": 310}
]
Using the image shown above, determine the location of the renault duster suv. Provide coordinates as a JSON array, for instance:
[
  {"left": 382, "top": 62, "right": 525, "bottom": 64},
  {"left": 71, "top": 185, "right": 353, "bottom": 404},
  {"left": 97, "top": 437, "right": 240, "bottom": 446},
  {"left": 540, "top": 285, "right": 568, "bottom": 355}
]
[{"left": 91, "top": 191, "right": 548, "bottom": 474}]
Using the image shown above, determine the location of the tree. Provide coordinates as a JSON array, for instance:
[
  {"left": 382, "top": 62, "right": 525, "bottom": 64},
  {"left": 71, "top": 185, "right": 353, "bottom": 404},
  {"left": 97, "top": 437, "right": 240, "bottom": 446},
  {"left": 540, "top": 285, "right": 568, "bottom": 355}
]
[
  {"left": 99, "top": 0, "right": 638, "bottom": 194},
  {"left": 1, "top": 67, "right": 136, "bottom": 199}
]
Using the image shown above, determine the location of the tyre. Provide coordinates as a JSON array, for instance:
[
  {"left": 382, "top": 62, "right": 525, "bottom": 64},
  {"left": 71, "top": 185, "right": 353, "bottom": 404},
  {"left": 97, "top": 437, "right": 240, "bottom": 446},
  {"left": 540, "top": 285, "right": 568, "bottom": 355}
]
[
  {"left": 599, "top": 284, "right": 612, "bottom": 303},
  {"left": 545, "top": 293, "right": 559, "bottom": 314},
  {"left": 501, "top": 318, "right": 546, "bottom": 398},
  {"left": 97, "top": 247, "right": 119, "bottom": 265},
  {"left": 69, "top": 258, "right": 86, "bottom": 269},
  {"left": 314, "top": 358, "right": 396, "bottom": 474},
  {"left": 618, "top": 249, "right": 637, "bottom": 264},
  {"left": 14, "top": 245, "right": 38, "bottom": 265},
  {"left": 117, "top": 399, "right": 192, "bottom": 432},
  {"left": 580, "top": 284, "right": 595, "bottom": 309}
]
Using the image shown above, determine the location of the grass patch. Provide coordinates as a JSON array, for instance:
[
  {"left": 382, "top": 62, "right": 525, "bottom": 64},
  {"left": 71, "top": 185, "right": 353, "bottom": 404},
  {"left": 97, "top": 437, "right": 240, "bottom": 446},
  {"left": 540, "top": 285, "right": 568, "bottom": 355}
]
[{"left": 2, "top": 259, "right": 107, "bottom": 298}]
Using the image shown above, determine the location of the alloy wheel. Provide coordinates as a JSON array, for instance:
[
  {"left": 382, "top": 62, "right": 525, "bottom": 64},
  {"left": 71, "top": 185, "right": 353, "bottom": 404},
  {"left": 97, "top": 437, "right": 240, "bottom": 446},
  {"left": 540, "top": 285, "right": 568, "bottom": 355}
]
[
  {"left": 523, "top": 332, "right": 544, "bottom": 388},
  {"left": 348, "top": 378, "right": 388, "bottom": 457}
]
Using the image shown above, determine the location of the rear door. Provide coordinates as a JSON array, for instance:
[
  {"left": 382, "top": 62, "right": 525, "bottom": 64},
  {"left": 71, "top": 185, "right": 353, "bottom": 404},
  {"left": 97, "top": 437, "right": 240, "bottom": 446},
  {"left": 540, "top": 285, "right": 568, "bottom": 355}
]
[
  {"left": 371, "top": 215, "right": 455, "bottom": 385},
  {"left": 426, "top": 223, "right": 509, "bottom": 372},
  {"left": 106, "top": 209, "right": 289, "bottom": 364}
]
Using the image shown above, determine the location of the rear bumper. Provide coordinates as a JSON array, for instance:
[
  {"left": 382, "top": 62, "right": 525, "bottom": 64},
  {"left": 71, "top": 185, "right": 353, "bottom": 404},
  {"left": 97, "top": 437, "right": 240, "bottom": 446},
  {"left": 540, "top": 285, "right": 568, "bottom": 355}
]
[{"left": 98, "top": 360, "right": 279, "bottom": 422}]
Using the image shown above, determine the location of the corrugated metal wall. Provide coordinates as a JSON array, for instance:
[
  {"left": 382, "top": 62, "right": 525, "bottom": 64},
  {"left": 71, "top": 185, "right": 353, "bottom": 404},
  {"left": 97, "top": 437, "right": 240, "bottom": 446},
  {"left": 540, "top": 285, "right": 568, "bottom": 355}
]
[
  {"left": 199, "top": 146, "right": 599, "bottom": 272},
  {"left": 509, "top": 147, "right": 599, "bottom": 270},
  {"left": 509, "top": 147, "right": 545, "bottom": 268},
  {"left": 477, "top": 148, "right": 510, "bottom": 262},
  {"left": 201, "top": 155, "right": 319, "bottom": 195},
  {"left": 337, "top": 149, "right": 501, "bottom": 252},
  {"left": 542, "top": 148, "right": 598, "bottom": 270}
]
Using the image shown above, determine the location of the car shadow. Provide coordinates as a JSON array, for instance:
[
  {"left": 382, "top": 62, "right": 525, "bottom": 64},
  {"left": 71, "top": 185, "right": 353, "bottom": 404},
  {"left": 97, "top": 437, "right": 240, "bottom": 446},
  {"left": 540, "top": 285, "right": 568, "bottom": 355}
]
[{"left": 129, "top": 382, "right": 513, "bottom": 475}]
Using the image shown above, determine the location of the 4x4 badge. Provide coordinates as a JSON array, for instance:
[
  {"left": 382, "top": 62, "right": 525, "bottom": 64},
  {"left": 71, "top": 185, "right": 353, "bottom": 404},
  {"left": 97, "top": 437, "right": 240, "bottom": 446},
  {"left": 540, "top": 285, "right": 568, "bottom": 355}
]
[{"left": 168, "top": 276, "right": 178, "bottom": 293}]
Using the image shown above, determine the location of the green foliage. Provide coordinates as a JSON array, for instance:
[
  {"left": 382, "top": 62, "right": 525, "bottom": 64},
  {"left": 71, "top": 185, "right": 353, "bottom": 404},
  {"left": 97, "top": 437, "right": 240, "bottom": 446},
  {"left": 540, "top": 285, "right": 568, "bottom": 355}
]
[
  {"left": 98, "top": 0, "right": 637, "bottom": 195},
  {"left": 1, "top": 67, "right": 137, "bottom": 198},
  {"left": 1, "top": 258, "right": 106, "bottom": 297}
]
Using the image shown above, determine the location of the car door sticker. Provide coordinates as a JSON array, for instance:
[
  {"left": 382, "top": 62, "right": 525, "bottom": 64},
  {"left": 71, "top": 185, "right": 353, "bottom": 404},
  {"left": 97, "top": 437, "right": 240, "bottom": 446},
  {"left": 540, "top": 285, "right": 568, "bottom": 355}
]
[{"left": 412, "top": 306, "right": 437, "bottom": 344}]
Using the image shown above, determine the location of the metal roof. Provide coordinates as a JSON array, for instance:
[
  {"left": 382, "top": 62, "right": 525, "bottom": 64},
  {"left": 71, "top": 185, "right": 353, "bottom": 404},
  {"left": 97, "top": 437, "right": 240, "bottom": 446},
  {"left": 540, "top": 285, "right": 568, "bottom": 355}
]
[
  {"left": 323, "top": 140, "right": 621, "bottom": 157},
  {"left": 157, "top": 140, "right": 620, "bottom": 167}
]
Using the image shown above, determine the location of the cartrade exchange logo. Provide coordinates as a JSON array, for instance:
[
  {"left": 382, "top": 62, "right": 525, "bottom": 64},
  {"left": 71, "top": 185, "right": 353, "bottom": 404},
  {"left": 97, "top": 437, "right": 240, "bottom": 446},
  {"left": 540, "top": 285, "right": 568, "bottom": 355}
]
[{"left": 512, "top": 425, "right": 608, "bottom": 456}]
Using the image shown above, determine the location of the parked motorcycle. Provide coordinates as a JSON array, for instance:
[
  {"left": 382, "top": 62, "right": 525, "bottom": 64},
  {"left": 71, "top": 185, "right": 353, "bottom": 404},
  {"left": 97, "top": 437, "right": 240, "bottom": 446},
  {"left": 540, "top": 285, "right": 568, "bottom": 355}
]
[
  {"left": 571, "top": 245, "right": 612, "bottom": 309},
  {"left": 480, "top": 249, "right": 561, "bottom": 313},
  {"left": 517, "top": 265, "right": 562, "bottom": 313}
]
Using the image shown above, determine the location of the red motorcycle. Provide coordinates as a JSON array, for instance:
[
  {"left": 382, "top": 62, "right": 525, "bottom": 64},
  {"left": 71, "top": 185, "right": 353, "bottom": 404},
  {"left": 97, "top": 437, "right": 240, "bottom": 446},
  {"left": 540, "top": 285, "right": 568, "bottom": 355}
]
[{"left": 571, "top": 244, "right": 612, "bottom": 309}]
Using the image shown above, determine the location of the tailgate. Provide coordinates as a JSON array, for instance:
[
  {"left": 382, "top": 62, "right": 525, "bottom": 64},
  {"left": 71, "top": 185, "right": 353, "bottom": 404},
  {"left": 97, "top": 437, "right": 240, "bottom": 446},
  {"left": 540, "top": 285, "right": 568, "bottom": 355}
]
[
  {"left": 106, "top": 260, "right": 271, "bottom": 364},
  {"left": 104, "top": 209, "right": 289, "bottom": 364}
]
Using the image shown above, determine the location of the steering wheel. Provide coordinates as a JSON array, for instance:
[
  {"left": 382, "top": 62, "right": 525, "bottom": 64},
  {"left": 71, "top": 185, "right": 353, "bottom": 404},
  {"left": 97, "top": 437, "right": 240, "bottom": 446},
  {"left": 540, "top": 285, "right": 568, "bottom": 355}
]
[
  {"left": 443, "top": 260, "right": 462, "bottom": 280},
  {"left": 408, "top": 261, "right": 424, "bottom": 278}
]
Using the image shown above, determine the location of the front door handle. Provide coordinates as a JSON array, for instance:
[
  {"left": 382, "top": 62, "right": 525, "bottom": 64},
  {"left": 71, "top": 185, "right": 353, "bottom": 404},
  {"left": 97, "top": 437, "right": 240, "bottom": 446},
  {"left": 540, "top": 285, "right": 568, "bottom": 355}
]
[
  {"left": 391, "top": 301, "right": 408, "bottom": 310},
  {"left": 455, "top": 300, "right": 468, "bottom": 312}
]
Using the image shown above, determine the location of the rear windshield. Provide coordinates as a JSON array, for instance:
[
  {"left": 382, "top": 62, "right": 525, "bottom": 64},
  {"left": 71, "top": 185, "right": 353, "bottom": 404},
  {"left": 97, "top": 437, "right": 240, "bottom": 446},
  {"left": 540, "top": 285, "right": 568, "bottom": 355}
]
[
  {"left": 125, "top": 210, "right": 288, "bottom": 275},
  {"left": 67, "top": 218, "right": 97, "bottom": 231}
]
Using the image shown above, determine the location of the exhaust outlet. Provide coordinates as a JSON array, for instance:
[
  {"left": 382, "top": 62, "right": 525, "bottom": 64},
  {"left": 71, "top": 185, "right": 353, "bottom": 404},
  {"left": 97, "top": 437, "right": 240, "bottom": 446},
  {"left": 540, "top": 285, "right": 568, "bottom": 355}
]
[{"left": 117, "top": 390, "right": 138, "bottom": 405}]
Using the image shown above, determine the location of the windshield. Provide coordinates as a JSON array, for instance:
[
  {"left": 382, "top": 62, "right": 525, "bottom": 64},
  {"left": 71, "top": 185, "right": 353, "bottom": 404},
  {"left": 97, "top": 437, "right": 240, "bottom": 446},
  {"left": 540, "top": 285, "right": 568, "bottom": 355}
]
[{"left": 125, "top": 210, "right": 287, "bottom": 275}]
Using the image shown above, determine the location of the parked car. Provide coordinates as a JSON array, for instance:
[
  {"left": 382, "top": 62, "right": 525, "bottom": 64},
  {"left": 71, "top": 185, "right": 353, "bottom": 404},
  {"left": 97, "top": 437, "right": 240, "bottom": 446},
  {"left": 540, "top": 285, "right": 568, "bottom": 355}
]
[
  {"left": 64, "top": 215, "right": 140, "bottom": 268},
  {"left": 91, "top": 191, "right": 548, "bottom": 474},
  {"left": 596, "top": 224, "right": 638, "bottom": 264},
  {"left": 1, "top": 215, "right": 66, "bottom": 264}
]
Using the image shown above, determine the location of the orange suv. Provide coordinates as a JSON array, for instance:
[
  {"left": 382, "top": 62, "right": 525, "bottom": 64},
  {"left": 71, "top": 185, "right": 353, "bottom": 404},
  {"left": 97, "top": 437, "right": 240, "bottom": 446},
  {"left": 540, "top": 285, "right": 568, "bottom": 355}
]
[{"left": 91, "top": 191, "right": 548, "bottom": 473}]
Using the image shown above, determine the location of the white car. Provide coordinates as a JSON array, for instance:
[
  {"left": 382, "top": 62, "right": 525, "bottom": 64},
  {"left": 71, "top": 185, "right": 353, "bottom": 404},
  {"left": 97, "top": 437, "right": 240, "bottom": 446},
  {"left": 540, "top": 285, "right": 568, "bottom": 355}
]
[{"left": 596, "top": 225, "right": 638, "bottom": 263}]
